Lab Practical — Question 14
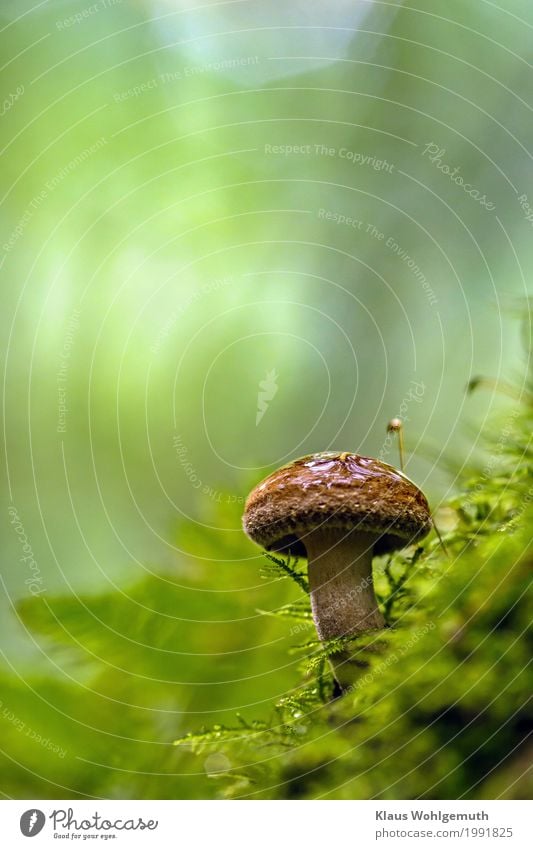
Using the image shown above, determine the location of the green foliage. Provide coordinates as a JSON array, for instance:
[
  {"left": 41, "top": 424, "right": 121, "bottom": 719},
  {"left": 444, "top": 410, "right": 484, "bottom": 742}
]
[
  {"left": 260, "top": 553, "right": 310, "bottom": 594},
  {"left": 1, "top": 367, "right": 531, "bottom": 799},
  {"left": 2, "top": 0, "right": 533, "bottom": 803},
  {"left": 173, "top": 384, "right": 533, "bottom": 800}
]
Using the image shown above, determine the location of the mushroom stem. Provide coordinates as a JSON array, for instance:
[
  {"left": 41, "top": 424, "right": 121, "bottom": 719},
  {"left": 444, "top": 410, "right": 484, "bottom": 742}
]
[{"left": 305, "top": 528, "right": 385, "bottom": 691}]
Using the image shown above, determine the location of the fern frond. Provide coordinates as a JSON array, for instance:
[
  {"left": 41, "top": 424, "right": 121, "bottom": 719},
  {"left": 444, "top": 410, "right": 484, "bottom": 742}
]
[{"left": 260, "top": 552, "right": 309, "bottom": 593}]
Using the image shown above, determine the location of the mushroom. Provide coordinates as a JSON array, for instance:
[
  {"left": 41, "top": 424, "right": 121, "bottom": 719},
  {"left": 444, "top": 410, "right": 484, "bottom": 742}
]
[{"left": 243, "top": 452, "right": 432, "bottom": 690}]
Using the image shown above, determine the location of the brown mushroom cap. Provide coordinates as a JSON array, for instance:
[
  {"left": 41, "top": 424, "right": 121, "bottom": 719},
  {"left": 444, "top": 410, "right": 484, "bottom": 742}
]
[{"left": 243, "top": 452, "right": 432, "bottom": 557}]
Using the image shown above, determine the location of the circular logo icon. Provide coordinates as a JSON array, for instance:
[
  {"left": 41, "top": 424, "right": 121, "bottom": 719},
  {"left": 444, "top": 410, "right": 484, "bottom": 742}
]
[{"left": 20, "top": 810, "right": 46, "bottom": 837}]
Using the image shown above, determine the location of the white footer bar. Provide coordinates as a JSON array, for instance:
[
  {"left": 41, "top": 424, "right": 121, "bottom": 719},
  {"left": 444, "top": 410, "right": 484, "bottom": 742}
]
[{"left": 1, "top": 800, "right": 529, "bottom": 848}]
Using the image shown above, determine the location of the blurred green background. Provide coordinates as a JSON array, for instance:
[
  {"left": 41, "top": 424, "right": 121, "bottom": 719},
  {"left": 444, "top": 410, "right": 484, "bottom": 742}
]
[{"left": 0, "top": 0, "right": 531, "bottom": 798}]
